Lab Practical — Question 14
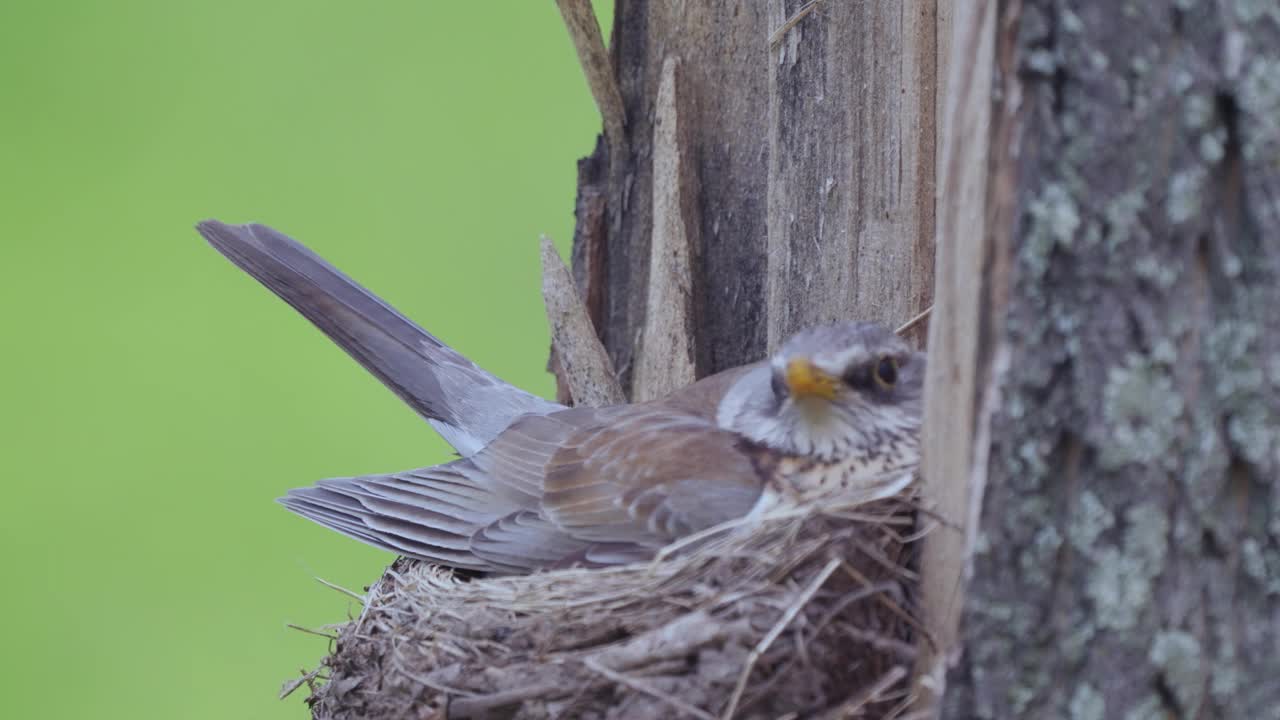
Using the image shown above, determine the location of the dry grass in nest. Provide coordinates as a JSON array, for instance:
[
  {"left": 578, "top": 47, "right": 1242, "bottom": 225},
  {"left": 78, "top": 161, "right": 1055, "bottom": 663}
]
[{"left": 287, "top": 485, "right": 931, "bottom": 719}]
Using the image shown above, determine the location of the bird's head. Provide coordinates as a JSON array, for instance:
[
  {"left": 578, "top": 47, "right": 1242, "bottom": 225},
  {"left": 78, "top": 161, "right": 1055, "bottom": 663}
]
[{"left": 718, "top": 322, "right": 924, "bottom": 463}]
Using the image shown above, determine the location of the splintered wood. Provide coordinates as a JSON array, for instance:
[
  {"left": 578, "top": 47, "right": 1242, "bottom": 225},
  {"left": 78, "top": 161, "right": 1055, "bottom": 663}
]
[
  {"left": 554, "top": 0, "right": 625, "bottom": 150},
  {"left": 634, "top": 57, "right": 699, "bottom": 403},
  {"left": 540, "top": 236, "right": 625, "bottom": 407}
]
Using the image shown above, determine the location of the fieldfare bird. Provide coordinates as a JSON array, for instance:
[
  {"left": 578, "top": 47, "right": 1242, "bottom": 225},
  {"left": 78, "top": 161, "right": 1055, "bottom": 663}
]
[{"left": 199, "top": 220, "right": 924, "bottom": 574}]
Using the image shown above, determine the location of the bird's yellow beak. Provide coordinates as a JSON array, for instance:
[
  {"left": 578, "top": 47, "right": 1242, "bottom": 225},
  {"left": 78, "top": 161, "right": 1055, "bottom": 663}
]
[{"left": 785, "top": 357, "right": 838, "bottom": 400}]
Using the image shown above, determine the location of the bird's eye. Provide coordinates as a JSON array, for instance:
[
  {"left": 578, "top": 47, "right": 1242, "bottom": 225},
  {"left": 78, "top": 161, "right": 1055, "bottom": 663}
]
[
  {"left": 872, "top": 356, "right": 899, "bottom": 389},
  {"left": 770, "top": 370, "right": 788, "bottom": 400}
]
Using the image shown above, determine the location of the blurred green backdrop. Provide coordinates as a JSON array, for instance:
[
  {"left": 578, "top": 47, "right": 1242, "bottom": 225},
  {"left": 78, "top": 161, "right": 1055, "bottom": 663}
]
[{"left": 0, "top": 2, "right": 609, "bottom": 718}]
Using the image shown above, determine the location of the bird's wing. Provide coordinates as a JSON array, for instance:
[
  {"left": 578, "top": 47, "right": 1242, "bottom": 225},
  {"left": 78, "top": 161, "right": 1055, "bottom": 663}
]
[
  {"left": 460, "top": 405, "right": 768, "bottom": 568},
  {"left": 274, "top": 409, "right": 618, "bottom": 572},
  {"left": 198, "top": 220, "right": 563, "bottom": 456},
  {"left": 277, "top": 463, "right": 520, "bottom": 571},
  {"left": 531, "top": 406, "right": 768, "bottom": 546},
  {"left": 278, "top": 406, "right": 769, "bottom": 573},
  {"left": 646, "top": 362, "right": 765, "bottom": 419},
  {"left": 468, "top": 510, "right": 594, "bottom": 573}
]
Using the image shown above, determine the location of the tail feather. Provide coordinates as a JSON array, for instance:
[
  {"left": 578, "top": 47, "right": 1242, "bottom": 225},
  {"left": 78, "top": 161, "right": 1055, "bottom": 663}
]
[
  {"left": 364, "top": 472, "right": 509, "bottom": 523},
  {"left": 198, "top": 219, "right": 562, "bottom": 455},
  {"left": 277, "top": 460, "right": 532, "bottom": 570},
  {"left": 279, "top": 489, "right": 492, "bottom": 570},
  {"left": 345, "top": 481, "right": 493, "bottom": 526},
  {"left": 314, "top": 479, "right": 478, "bottom": 539},
  {"left": 278, "top": 465, "right": 662, "bottom": 573}
]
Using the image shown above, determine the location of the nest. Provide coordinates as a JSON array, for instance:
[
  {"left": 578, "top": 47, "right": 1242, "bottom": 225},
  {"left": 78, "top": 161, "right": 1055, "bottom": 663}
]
[{"left": 292, "top": 488, "right": 930, "bottom": 719}]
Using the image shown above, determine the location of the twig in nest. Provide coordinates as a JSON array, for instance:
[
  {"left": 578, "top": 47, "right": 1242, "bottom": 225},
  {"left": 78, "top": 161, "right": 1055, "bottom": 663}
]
[
  {"left": 588, "top": 611, "right": 736, "bottom": 670},
  {"left": 815, "top": 666, "right": 908, "bottom": 719},
  {"left": 879, "top": 491, "right": 962, "bottom": 534},
  {"left": 844, "top": 530, "right": 921, "bottom": 580},
  {"left": 393, "top": 665, "right": 477, "bottom": 698},
  {"left": 279, "top": 667, "right": 323, "bottom": 700},
  {"left": 315, "top": 577, "right": 365, "bottom": 603},
  {"left": 720, "top": 557, "right": 842, "bottom": 720},
  {"left": 583, "top": 658, "right": 716, "bottom": 720},
  {"left": 837, "top": 626, "right": 919, "bottom": 665},
  {"left": 286, "top": 623, "right": 338, "bottom": 641},
  {"left": 840, "top": 560, "right": 929, "bottom": 638},
  {"left": 896, "top": 305, "right": 933, "bottom": 336},
  {"left": 447, "top": 682, "right": 570, "bottom": 719},
  {"left": 807, "top": 581, "right": 900, "bottom": 640},
  {"left": 651, "top": 504, "right": 814, "bottom": 565},
  {"left": 769, "top": 0, "right": 823, "bottom": 46}
]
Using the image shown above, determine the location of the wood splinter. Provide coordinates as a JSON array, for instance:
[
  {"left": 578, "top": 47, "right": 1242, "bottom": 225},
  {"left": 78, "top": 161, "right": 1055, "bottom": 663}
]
[
  {"left": 555, "top": 0, "right": 626, "bottom": 149},
  {"left": 634, "top": 56, "right": 699, "bottom": 403},
  {"left": 540, "top": 235, "right": 625, "bottom": 407}
]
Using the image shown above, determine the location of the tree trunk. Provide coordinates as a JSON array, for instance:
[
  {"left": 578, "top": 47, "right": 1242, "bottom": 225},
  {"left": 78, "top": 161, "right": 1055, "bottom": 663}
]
[
  {"left": 571, "top": 0, "right": 936, "bottom": 396},
  {"left": 927, "top": 1, "right": 1280, "bottom": 718}
]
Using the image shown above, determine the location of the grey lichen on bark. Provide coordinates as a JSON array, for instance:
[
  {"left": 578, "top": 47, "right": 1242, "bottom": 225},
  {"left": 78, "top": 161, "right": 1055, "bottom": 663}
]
[{"left": 942, "top": 1, "right": 1280, "bottom": 718}]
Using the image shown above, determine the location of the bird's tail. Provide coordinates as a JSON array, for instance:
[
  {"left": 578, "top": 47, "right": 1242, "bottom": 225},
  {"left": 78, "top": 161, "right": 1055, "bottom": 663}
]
[
  {"left": 277, "top": 463, "right": 507, "bottom": 571},
  {"left": 278, "top": 462, "right": 596, "bottom": 573},
  {"left": 198, "top": 220, "right": 562, "bottom": 456}
]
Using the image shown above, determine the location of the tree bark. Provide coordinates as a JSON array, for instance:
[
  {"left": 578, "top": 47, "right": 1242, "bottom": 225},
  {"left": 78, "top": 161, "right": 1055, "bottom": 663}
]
[
  {"left": 572, "top": 0, "right": 937, "bottom": 397},
  {"left": 931, "top": 2, "right": 1280, "bottom": 718}
]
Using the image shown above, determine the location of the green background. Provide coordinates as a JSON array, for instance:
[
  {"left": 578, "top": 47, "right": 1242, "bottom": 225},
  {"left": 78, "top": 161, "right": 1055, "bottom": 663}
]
[{"left": 1, "top": 3, "right": 609, "bottom": 718}]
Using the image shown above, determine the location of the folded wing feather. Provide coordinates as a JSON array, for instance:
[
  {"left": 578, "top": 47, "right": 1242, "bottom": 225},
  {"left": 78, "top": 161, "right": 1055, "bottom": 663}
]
[{"left": 279, "top": 405, "right": 768, "bottom": 573}]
